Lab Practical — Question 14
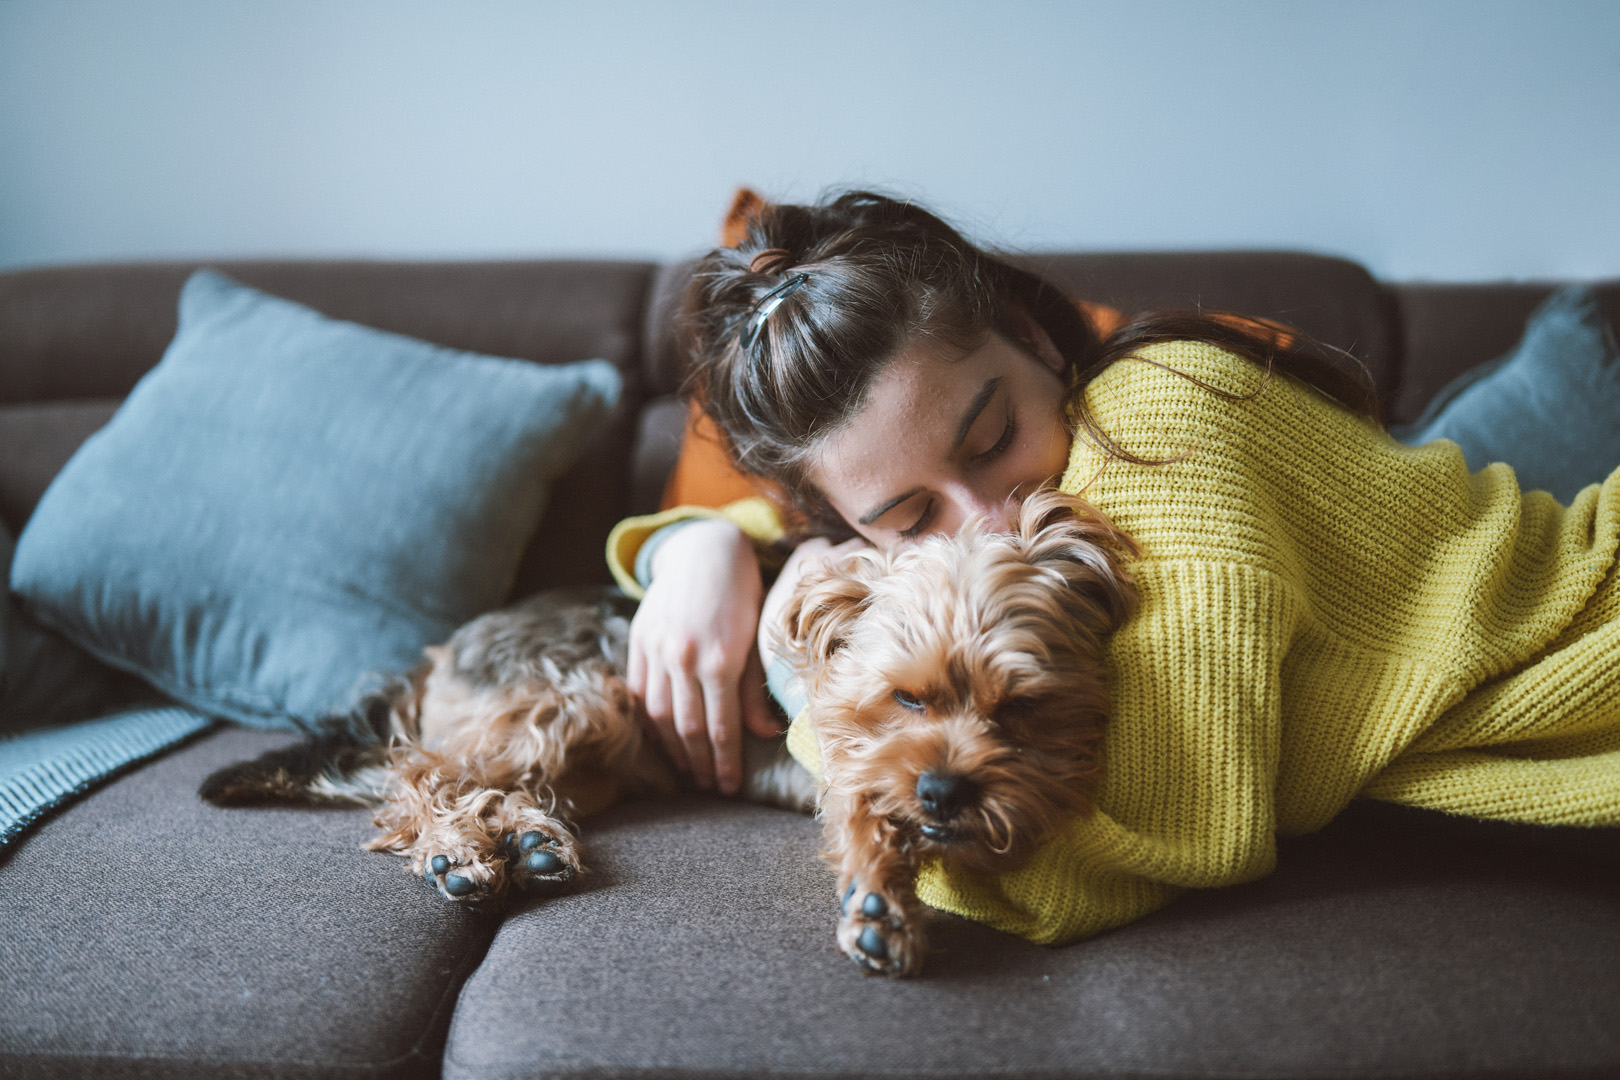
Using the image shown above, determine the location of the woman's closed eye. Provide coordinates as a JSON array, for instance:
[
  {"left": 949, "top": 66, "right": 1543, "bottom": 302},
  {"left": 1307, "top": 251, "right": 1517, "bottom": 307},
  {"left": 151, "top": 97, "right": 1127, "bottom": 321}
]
[
  {"left": 896, "top": 413, "right": 1018, "bottom": 540},
  {"left": 971, "top": 411, "right": 1018, "bottom": 465},
  {"left": 899, "top": 499, "right": 937, "bottom": 540}
]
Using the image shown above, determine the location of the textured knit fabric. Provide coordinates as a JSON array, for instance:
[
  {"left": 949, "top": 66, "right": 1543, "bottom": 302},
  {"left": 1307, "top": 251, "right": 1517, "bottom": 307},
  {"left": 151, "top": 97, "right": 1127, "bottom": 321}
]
[
  {"left": 928, "top": 341, "right": 1620, "bottom": 944},
  {"left": 0, "top": 706, "right": 215, "bottom": 847},
  {"left": 607, "top": 341, "right": 1620, "bottom": 945},
  {"left": 604, "top": 496, "right": 785, "bottom": 600}
]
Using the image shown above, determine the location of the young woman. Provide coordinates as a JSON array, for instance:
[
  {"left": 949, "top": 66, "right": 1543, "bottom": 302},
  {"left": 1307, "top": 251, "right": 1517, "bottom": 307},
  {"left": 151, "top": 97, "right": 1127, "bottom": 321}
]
[{"left": 608, "top": 190, "right": 1620, "bottom": 943}]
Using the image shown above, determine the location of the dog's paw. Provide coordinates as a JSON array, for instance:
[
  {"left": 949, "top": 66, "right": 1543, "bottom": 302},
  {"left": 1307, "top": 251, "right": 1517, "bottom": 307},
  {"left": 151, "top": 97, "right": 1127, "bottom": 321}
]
[
  {"left": 417, "top": 849, "right": 500, "bottom": 905},
  {"left": 837, "top": 884, "right": 923, "bottom": 976},
  {"left": 499, "top": 824, "right": 581, "bottom": 893}
]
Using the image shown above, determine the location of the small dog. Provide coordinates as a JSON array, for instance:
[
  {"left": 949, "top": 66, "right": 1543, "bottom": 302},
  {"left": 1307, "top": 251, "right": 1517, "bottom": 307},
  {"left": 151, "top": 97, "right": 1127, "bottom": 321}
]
[{"left": 200, "top": 489, "right": 1136, "bottom": 976}]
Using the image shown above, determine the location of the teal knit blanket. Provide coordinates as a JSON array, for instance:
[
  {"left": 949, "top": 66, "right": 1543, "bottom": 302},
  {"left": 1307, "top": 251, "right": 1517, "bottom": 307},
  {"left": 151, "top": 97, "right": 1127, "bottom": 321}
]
[{"left": 0, "top": 707, "right": 217, "bottom": 849}]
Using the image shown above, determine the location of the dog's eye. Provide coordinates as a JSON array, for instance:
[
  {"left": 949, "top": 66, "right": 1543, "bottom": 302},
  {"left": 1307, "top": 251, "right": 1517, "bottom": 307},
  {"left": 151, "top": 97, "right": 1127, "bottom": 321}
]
[{"left": 892, "top": 689, "right": 926, "bottom": 711}]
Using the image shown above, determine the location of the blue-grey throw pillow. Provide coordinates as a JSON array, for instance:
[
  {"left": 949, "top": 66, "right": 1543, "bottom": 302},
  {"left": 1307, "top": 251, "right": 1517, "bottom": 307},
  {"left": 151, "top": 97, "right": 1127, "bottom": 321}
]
[
  {"left": 9, "top": 270, "right": 621, "bottom": 728},
  {"left": 1394, "top": 285, "right": 1620, "bottom": 503}
]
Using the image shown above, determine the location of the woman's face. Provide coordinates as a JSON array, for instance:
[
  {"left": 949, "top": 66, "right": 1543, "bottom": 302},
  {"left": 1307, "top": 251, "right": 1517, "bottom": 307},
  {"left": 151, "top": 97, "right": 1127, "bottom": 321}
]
[{"left": 809, "top": 323, "right": 1072, "bottom": 548}]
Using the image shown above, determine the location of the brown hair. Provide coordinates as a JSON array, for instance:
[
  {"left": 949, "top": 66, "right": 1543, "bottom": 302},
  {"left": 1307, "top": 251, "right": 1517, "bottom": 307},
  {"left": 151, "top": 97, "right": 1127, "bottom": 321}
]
[{"left": 682, "top": 190, "right": 1379, "bottom": 534}]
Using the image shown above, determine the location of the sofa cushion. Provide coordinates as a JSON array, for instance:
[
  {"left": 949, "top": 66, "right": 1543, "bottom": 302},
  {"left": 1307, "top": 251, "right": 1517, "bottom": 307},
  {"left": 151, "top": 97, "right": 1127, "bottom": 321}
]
[
  {"left": 1388, "top": 281, "right": 1620, "bottom": 426},
  {"left": 442, "top": 796, "right": 1620, "bottom": 1080},
  {"left": 0, "top": 259, "right": 658, "bottom": 593},
  {"left": 1393, "top": 286, "right": 1620, "bottom": 503},
  {"left": 0, "top": 726, "right": 498, "bottom": 1080},
  {"left": 11, "top": 270, "right": 621, "bottom": 727}
]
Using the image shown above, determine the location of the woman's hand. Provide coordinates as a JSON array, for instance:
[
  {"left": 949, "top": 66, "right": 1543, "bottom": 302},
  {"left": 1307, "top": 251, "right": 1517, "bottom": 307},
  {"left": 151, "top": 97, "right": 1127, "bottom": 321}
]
[{"left": 626, "top": 519, "right": 778, "bottom": 795}]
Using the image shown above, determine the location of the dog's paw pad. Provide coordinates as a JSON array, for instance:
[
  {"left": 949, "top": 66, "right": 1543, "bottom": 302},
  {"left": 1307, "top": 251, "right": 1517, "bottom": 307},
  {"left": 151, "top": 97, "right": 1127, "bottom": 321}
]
[
  {"left": 521, "top": 848, "right": 564, "bottom": 874},
  {"left": 857, "top": 925, "right": 889, "bottom": 960},
  {"left": 501, "top": 827, "right": 578, "bottom": 891},
  {"left": 420, "top": 852, "right": 494, "bottom": 904},
  {"left": 837, "top": 887, "right": 921, "bottom": 977}
]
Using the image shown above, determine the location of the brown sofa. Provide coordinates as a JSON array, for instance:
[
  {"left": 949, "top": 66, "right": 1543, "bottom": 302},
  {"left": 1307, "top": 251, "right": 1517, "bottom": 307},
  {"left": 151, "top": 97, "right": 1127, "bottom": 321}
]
[{"left": 1, "top": 253, "right": 1618, "bottom": 1080}]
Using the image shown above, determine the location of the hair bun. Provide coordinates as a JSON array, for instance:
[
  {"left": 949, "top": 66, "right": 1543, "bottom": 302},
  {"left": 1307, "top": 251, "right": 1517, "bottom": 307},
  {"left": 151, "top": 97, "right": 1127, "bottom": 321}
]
[{"left": 747, "top": 248, "right": 795, "bottom": 275}]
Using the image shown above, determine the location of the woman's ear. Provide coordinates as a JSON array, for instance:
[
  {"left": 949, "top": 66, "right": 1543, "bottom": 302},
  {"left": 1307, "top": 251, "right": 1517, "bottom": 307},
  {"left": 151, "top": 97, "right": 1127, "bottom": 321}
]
[{"left": 1005, "top": 303, "right": 1066, "bottom": 375}]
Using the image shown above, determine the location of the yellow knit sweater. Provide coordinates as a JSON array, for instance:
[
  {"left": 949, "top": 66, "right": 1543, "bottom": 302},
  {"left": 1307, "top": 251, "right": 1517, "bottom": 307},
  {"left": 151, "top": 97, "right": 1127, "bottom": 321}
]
[{"left": 608, "top": 340, "right": 1620, "bottom": 945}]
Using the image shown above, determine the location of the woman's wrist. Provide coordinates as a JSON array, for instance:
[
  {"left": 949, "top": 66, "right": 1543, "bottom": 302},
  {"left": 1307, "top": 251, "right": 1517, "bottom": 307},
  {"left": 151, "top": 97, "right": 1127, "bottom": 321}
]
[
  {"left": 633, "top": 518, "right": 708, "bottom": 590},
  {"left": 647, "top": 516, "right": 756, "bottom": 586}
]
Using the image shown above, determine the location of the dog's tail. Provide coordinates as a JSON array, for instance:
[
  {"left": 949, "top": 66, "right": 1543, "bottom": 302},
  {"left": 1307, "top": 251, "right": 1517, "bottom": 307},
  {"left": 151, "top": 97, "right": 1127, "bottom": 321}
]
[{"left": 197, "top": 673, "right": 415, "bottom": 808}]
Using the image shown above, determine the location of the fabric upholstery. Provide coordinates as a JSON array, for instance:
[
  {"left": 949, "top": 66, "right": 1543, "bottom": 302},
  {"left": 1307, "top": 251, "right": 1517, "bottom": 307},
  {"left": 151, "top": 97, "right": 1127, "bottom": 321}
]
[
  {"left": 0, "top": 260, "right": 657, "bottom": 592},
  {"left": 11, "top": 270, "right": 621, "bottom": 727},
  {"left": 0, "top": 706, "right": 214, "bottom": 846},
  {"left": 629, "top": 394, "right": 688, "bottom": 516},
  {"left": 0, "top": 727, "right": 499, "bottom": 1080},
  {"left": 7, "top": 255, "right": 1620, "bottom": 1080},
  {"left": 0, "top": 399, "right": 120, "bottom": 537},
  {"left": 1387, "top": 280, "right": 1620, "bottom": 425},
  {"left": 1393, "top": 286, "right": 1620, "bottom": 502},
  {"left": 442, "top": 795, "right": 1620, "bottom": 1080},
  {"left": 2, "top": 517, "right": 158, "bottom": 736}
]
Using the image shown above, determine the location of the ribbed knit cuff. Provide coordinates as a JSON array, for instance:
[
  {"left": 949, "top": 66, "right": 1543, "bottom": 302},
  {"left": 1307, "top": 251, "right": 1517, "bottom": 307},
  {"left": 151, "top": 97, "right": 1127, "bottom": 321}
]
[{"left": 633, "top": 518, "right": 710, "bottom": 590}]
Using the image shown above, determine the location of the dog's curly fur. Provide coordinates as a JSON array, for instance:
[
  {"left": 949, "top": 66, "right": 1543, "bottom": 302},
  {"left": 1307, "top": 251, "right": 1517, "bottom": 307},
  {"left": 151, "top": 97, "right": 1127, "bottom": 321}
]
[
  {"left": 775, "top": 489, "right": 1138, "bottom": 973},
  {"left": 200, "top": 489, "right": 1135, "bottom": 975}
]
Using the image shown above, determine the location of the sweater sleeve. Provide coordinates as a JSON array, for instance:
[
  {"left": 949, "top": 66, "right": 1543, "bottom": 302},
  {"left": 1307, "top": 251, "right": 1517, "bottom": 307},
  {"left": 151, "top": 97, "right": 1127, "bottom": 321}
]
[
  {"left": 914, "top": 560, "right": 1304, "bottom": 945},
  {"left": 605, "top": 497, "right": 786, "bottom": 599}
]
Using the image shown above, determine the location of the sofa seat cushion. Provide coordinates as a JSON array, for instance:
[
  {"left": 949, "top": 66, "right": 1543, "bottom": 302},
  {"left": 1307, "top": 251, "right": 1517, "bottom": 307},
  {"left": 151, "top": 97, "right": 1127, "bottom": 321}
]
[
  {"left": 443, "top": 796, "right": 1620, "bottom": 1080},
  {"left": 0, "top": 726, "right": 498, "bottom": 1080}
]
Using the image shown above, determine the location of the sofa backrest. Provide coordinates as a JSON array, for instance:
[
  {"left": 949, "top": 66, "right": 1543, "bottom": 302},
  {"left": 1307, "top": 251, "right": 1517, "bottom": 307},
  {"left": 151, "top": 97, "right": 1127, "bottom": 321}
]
[
  {"left": 0, "top": 260, "right": 657, "bottom": 591},
  {"left": 5, "top": 255, "right": 1617, "bottom": 597}
]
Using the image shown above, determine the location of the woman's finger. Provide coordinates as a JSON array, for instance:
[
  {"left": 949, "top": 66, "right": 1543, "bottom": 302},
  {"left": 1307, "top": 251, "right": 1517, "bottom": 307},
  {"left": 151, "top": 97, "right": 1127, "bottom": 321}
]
[
  {"left": 671, "top": 666, "right": 714, "bottom": 789},
  {"left": 640, "top": 666, "right": 688, "bottom": 773},
  {"left": 701, "top": 668, "right": 742, "bottom": 795}
]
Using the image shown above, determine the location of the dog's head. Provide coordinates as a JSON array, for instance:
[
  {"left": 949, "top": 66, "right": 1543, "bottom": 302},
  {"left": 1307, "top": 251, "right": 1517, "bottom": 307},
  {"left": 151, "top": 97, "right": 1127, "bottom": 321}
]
[{"left": 777, "top": 489, "right": 1138, "bottom": 875}]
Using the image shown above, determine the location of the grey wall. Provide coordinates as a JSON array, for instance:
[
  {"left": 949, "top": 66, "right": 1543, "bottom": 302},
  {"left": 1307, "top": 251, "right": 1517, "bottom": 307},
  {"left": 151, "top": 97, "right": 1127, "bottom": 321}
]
[{"left": 2, "top": 0, "right": 1616, "bottom": 281}]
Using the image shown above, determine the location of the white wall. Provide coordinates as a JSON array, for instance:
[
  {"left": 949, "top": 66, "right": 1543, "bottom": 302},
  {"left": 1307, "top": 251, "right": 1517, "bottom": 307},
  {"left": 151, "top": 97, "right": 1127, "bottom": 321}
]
[{"left": 2, "top": 0, "right": 1616, "bottom": 281}]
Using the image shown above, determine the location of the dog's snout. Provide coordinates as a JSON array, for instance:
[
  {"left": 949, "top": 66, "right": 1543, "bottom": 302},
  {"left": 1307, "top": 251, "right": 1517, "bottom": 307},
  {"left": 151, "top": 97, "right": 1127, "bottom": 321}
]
[{"left": 916, "top": 771, "right": 977, "bottom": 820}]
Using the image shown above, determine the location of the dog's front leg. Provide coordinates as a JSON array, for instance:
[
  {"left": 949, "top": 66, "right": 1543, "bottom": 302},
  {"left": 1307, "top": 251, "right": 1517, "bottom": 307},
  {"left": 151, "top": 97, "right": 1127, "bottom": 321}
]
[{"left": 824, "top": 794, "right": 926, "bottom": 976}]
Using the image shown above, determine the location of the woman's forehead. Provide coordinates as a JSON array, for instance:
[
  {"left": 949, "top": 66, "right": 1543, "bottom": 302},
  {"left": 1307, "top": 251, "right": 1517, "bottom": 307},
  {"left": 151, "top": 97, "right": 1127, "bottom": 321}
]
[{"left": 810, "top": 336, "right": 1015, "bottom": 501}]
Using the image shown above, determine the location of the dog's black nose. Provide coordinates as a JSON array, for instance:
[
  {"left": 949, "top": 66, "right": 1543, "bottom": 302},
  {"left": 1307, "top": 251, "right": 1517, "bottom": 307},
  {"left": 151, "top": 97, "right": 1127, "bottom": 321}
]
[{"left": 916, "top": 771, "right": 977, "bottom": 820}]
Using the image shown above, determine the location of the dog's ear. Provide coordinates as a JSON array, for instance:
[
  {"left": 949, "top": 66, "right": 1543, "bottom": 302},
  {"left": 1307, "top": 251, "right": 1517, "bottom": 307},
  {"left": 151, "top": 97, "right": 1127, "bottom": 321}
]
[
  {"left": 776, "top": 547, "right": 878, "bottom": 668},
  {"left": 1016, "top": 488, "right": 1139, "bottom": 633}
]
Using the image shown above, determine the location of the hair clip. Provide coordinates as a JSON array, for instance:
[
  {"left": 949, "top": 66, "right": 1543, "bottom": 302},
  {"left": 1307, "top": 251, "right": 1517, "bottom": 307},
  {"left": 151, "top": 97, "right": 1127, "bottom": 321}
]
[{"left": 740, "top": 273, "right": 809, "bottom": 349}]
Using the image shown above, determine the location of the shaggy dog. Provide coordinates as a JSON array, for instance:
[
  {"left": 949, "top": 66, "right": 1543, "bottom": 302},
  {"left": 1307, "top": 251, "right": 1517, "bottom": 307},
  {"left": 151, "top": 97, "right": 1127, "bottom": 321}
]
[{"left": 200, "top": 490, "right": 1136, "bottom": 975}]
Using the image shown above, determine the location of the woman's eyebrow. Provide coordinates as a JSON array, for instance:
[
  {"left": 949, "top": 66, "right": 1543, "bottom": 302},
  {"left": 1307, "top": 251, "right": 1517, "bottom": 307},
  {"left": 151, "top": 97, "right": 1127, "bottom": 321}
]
[
  {"left": 859, "top": 486, "right": 924, "bottom": 527},
  {"left": 953, "top": 377, "right": 1002, "bottom": 450}
]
